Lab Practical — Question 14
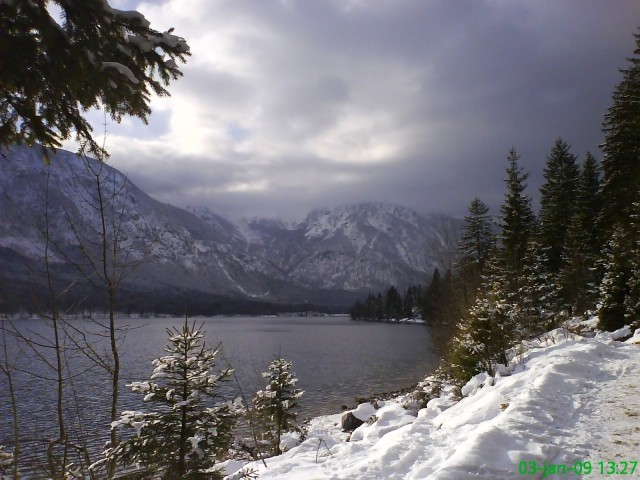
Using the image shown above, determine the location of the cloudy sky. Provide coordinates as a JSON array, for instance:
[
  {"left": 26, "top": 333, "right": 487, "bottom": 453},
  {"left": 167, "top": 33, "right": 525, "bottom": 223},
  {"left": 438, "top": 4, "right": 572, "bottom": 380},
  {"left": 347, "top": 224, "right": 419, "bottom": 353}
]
[{"left": 76, "top": 0, "right": 639, "bottom": 221}]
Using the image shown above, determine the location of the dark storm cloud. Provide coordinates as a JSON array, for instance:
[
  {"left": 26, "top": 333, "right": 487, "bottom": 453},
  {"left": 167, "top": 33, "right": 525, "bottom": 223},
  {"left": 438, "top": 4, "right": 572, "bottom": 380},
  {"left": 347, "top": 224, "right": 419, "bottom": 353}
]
[{"left": 100, "top": 0, "right": 640, "bottom": 220}]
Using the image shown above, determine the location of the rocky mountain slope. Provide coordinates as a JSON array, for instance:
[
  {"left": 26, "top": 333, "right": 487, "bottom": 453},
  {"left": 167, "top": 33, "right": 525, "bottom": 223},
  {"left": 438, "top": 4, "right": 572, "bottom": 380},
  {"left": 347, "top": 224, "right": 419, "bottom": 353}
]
[
  {"left": 0, "top": 145, "right": 460, "bottom": 311},
  {"left": 237, "top": 204, "right": 459, "bottom": 292}
]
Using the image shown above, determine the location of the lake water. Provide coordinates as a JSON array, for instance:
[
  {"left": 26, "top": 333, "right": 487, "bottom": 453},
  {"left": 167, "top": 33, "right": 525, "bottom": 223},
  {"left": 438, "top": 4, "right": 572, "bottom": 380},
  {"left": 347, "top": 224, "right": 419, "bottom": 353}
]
[{"left": 0, "top": 315, "right": 438, "bottom": 471}]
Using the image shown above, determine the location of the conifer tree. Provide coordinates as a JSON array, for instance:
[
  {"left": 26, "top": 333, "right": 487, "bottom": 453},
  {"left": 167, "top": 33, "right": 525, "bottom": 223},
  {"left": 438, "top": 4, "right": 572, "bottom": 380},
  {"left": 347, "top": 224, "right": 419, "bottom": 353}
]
[
  {"left": 253, "top": 358, "right": 303, "bottom": 456},
  {"left": 558, "top": 153, "right": 601, "bottom": 313},
  {"left": 0, "top": 0, "right": 190, "bottom": 157},
  {"left": 456, "top": 198, "right": 493, "bottom": 278},
  {"left": 384, "top": 286, "right": 403, "bottom": 319},
  {"left": 499, "top": 148, "right": 535, "bottom": 283},
  {"left": 538, "top": 138, "right": 580, "bottom": 274},
  {"left": 447, "top": 248, "right": 514, "bottom": 380},
  {"left": 402, "top": 285, "right": 423, "bottom": 319},
  {"left": 455, "top": 198, "right": 493, "bottom": 308},
  {"left": 598, "top": 227, "right": 633, "bottom": 331},
  {"left": 598, "top": 30, "right": 640, "bottom": 237},
  {"left": 421, "top": 268, "right": 443, "bottom": 326},
  {"left": 558, "top": 214, "right": 592, "bottom": 314},
  {"left": 596, "top": 30, "right": 640, "bottom": 328},
  {"left": 518, "top": 239, "right": 559, "bottom": 334},
  {"left": 96, "top": 320, "right": 241, "bottom": 479},
  {"left": 579, "top": 152, "right": 603, "bottom": 256},
  {"left": 420, "top": 268, "right": 460, "bottom": 345},
  {"left": 600, "top": 201, "right": 640, "bottom": 328},
  {"left": 624, "top": 229, "right": 640, "bottom": 323}
]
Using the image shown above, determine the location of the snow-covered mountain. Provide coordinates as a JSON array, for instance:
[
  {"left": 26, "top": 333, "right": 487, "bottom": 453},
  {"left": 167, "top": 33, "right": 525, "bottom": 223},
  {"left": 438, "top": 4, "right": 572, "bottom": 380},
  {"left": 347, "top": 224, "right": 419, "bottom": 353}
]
[
  {"left": 239, "top": 204, "right": 459, "bottom": 292},
  {"left": 0, "top": 145, "right": 460, "bottom": 310}
]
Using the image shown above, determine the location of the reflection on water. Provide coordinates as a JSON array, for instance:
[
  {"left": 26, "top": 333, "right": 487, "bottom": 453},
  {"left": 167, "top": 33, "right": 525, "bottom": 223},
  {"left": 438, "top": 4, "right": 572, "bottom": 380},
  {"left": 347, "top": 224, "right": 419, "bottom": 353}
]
[{"left": 0, "top": 315, "right": 438, "bottom": 471}]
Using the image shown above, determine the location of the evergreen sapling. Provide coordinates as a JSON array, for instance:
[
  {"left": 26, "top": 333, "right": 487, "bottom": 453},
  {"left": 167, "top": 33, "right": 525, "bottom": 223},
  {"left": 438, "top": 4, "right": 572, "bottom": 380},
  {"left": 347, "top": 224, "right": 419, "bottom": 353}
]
[
  {"left": 253, "top": 358, "right": 303, "bottom": 456},
  {"left": 94, "top": 319, "right": 242, "bottom": 479}
]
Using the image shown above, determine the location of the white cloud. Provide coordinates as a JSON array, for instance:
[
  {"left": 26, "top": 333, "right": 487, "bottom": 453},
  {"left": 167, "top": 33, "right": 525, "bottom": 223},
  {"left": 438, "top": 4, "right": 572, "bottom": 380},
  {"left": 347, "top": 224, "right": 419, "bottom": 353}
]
[{"left": 90, "top": 0, "right": 640, "bottom": 220}]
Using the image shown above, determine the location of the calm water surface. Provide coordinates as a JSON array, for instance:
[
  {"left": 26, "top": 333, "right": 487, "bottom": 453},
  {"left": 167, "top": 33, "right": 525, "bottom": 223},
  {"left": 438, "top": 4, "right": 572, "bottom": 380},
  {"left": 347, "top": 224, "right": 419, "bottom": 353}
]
[{"left": 0, "top": 315, "right": 438, "bottom": 468}]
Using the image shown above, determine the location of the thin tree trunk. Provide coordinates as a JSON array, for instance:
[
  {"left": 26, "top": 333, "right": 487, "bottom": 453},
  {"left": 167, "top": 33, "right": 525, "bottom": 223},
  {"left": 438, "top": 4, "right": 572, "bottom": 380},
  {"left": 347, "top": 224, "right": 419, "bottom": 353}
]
[
  {"left": 96, "top": 168, "right": 120, "bottom": 479},
  {"left": 107, "top": 287, "right": 120, "bottom": 478},
  {"left": 179, "top": 320, "right": 189, "bottom": 476},
  {"left": 44, "top": 174, "right": 68, "bottom": 478}
]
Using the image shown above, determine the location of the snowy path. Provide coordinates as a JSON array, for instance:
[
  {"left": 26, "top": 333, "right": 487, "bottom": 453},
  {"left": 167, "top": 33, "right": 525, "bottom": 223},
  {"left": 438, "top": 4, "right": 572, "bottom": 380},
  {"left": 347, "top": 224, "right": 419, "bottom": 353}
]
[
  {"left": 570, "top": 339, "right": 640, "bottom": 475},
  {"left": 226, "top": 333, "right": 640, "bottom": 480}
]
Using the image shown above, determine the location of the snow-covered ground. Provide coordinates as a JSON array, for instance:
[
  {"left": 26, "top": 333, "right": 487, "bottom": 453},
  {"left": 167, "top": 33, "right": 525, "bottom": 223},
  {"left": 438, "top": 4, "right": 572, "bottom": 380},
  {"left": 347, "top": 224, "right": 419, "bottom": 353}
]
[{"left": 225, "top": 324, "right": 640, "bottom": 479}]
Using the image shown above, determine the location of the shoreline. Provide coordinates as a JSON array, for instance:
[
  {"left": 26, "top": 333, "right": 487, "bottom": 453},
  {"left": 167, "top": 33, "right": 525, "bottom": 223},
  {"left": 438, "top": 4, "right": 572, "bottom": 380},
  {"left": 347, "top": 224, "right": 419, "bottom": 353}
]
[{"left": 349, "top": 317, "right": 426, "bottom": 325}]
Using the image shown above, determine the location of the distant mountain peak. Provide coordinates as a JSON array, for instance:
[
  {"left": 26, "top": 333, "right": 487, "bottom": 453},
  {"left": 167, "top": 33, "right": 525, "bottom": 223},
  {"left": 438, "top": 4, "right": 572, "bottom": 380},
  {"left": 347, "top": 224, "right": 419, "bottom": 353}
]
[{"left": 0, "top": 145, "right": 461, "bottom": 308}]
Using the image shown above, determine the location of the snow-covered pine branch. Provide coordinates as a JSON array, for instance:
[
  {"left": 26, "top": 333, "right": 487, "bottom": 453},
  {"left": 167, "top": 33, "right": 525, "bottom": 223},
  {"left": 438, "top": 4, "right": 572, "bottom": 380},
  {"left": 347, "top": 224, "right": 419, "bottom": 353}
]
[{"left": 0, "top": 0, "right": 190, "bottom": 158}]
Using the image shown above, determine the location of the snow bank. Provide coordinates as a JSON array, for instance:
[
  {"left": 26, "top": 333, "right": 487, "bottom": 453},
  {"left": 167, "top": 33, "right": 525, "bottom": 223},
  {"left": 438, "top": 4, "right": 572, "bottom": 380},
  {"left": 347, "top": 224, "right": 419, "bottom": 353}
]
[
  {"left": 351, "top": 402, "right": 376, "bottom": 422},
  {"left": 596, "top": 325, "right": 632, "bottom": 341},
  {"left": 225, "top": 329, "right": 640, "bottom": 479},
  {"left": 626, "top": 328, "right": 640, "bottom": 344},
  {"left": 350, "top": 402, "right": 415, "bottom": 442}
]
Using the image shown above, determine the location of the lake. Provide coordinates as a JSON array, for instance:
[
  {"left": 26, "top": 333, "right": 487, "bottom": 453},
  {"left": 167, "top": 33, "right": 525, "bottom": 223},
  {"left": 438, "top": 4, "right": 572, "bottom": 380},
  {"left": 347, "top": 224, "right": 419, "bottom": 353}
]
[{"left": 0, "top": 315, "right": 438, "bottom": 471}]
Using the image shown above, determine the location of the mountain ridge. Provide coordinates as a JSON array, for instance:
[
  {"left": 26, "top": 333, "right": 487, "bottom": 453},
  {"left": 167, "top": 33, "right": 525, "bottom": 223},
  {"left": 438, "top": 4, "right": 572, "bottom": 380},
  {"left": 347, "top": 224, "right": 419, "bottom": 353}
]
[{"left": 0, "top": 145, "right": 460, "bottom": 312}]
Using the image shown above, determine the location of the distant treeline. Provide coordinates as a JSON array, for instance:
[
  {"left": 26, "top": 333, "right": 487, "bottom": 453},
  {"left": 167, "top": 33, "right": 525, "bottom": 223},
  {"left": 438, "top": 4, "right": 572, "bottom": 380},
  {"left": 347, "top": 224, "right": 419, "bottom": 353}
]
[
  {"left": 0, "top": 274, "right": 344, "bottom": 317},
  {"left": 349, "top": 268, "right": 456, "bottom": 325}
]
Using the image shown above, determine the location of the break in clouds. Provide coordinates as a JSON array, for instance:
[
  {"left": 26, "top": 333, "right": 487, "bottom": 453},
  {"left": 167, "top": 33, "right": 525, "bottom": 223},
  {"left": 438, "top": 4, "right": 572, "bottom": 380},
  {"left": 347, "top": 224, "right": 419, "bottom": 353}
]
[{"left": 76, "top": 0, "right": 639, "bottom": 220}]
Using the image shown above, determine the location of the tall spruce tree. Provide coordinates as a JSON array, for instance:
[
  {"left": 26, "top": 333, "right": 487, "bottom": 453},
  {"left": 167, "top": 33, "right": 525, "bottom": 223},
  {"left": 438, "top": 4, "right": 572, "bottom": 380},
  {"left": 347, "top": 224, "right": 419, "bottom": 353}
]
[
  {"left": 455, "top": 198, "right": 493, "bottom": 311},
  {"left": 623, "top": 202, "right": 640, "bottom": 323},
  {"left": 579, "top": 152, "right": 603, "bottom": 256},
  {"left": 499, "top": 148, "right": 535, "bottom": 284},
  {"left": 559, "top": 213, "right": 593, "bottom": 314},
  {"left": 456, "top": 198, "right": 493, "bottom": 278},
  {"left": 598, "top": 226, "right": 633, "bottom": 331},
  {"left": 558, "top": 152, "right": 602, "bottom": 312},
  {"left": 538, "top": 138, "right": 580, "bottom": 274},
  {"left": 598, "top": 30, "right": 640, "bottom": 237},
  {"left": 599, "top": 200, "right": 640, "bottom": 330},
  {"left": 447, "top": 247, "right": 514, "bottom": 380},
  {"left": 596, "top": 30, "right": 640, "bottom": 329},
  {"left": 518, "top": 239, "right": 559, "bottom": 334}
]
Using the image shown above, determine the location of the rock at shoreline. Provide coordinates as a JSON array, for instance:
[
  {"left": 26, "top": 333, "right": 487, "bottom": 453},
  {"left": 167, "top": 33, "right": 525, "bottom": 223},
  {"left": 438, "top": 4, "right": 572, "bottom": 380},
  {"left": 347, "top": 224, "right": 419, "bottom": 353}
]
[
  {"left": 341, "top": 402, "right": 377, "bottom": 431},
  {"left": 341, "top": 412, "right": 364, "bottom": 431}
]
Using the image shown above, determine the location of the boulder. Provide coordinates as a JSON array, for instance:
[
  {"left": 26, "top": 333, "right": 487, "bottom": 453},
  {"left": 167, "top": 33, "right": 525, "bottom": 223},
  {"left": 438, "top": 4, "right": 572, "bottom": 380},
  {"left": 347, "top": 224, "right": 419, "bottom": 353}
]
[
  {"left": 341, "top": 411, "right": 364, "bottom": 431},
  {"left": 341, "top": 402, "right": 377, "bottom": 431}
]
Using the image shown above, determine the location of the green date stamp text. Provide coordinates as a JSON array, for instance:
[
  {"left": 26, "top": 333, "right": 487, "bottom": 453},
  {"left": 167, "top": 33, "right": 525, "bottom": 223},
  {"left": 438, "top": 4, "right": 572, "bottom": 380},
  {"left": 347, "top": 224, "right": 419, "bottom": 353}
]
[{"left": 518, "top": 460, "right": 638, "bottom": 477}]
